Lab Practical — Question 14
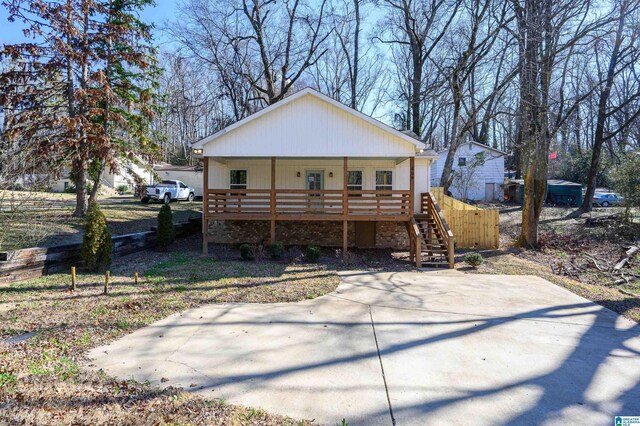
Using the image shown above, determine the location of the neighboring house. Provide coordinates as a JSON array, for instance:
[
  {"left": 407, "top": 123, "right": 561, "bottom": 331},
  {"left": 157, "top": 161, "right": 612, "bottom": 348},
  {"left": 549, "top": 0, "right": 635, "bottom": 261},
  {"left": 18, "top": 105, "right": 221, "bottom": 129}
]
[
  {"left": 51, "top": 157, "right": 150, "bottom": 193},
  {"left": 431, "top": 141, "right": 506, "bottom": 202},
  {"left": 192, "top": 88, "right": 454, "bottom": 267},
  {"left": 152, "top": 163, "right": 204, "bottom": 197}
]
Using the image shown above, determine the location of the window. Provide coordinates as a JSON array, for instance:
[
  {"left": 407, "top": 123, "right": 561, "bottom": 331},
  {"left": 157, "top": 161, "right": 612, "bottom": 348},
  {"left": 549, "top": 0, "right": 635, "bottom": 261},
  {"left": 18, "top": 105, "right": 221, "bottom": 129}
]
[
  {"left": 179, "top": 182, "right": 187, "bottom": 189},
  {"left": 230, "top": 170, "right": 247, "bottom": 189},
  {"left": 458, "top": 157, "right": 467, "bottom": 166},
  {"left": 347, "top": 170, "right": 363, "bottom": 191},
  {"left": 376, "top": 170, "right": 393, "bottom": 191}
]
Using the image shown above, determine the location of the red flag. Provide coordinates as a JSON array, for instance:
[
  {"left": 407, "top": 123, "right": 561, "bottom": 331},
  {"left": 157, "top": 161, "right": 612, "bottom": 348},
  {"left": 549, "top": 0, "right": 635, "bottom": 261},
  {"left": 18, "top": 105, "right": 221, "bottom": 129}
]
[{"left": 549, "top": 151, "right": 557, "bottom": 160}]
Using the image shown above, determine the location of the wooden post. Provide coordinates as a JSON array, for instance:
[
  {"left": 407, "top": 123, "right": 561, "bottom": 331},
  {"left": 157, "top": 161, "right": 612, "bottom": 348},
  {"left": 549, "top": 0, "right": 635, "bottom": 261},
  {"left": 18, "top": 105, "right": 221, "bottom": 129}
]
[
  {"left": 342, "top": 157, "right": 348, "bottom": 258},
  {"left": 134, "top": 271, "right": 138, "bottom": 284},
  {"left": 104, "top": 271, "right": 110, "bottom": 294},
  {"left": 409, "top": 156, "right": 415, "bottom": 217},
  {"left": 270, "top": 157, "right": 276, "bottom": 243},
  {"left": 71, "top": 266, "right": 76, "bottom": 291},
  {"left": 202, "top": 157, "right": 209, "bottom": 255}
]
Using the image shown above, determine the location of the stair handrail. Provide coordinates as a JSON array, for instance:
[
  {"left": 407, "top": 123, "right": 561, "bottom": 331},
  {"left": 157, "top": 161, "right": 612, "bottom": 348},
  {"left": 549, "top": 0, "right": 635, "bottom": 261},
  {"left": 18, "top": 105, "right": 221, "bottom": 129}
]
[
  {"left": 410, "top": 216, "right": 422, "bottom": 267},
  {"left": 426, "top": 192, "right": 455, "bottom": 268}
]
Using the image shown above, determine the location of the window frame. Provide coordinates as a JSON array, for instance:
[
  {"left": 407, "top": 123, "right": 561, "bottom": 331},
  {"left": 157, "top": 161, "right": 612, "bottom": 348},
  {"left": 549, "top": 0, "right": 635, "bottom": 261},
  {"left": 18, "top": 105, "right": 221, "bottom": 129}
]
[
  {"left": 229, "top": 169, "right": 248, "bottom": 190},
  {"left": 458, "top": 157, "right": 467, "bottom": 166},
  {"left": 347, "top": 169, "right": 364, "bottom": 195},
  {"left": 375, "top": 170, "right": 393, "bottom": 192}
]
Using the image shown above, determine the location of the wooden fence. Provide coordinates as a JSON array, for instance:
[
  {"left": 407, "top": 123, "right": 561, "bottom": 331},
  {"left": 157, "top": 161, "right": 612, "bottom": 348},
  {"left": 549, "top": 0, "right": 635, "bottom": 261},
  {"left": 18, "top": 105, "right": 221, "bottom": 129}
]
[{"left": 427, "top": 188, "right": 499, "bottom": 249}]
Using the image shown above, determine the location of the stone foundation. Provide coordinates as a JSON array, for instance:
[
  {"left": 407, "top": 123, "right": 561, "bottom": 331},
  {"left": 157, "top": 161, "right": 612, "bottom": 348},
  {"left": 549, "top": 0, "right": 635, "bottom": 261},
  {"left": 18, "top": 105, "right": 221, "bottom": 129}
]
[{"left": 207, "top": 220, "right": 409, "bottom": 249}]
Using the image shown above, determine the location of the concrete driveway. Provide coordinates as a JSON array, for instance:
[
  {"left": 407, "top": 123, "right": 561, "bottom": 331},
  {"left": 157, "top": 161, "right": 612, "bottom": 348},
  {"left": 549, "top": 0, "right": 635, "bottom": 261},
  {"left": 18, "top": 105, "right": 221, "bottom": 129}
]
[{"left": 87, "top": 270, "right": 640, "bottom": 425}]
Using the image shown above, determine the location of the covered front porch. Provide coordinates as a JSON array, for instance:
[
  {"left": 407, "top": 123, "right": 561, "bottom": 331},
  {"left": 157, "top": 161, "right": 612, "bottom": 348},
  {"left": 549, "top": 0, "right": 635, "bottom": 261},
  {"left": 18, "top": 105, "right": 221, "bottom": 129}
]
[{"left": 202, "top": 156, "right": 453, "bottom": 267}]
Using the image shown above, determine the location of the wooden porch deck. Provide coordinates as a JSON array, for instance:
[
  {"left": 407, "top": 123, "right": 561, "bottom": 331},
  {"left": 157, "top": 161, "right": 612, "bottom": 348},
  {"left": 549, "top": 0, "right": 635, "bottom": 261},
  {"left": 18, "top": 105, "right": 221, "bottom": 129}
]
[{"left": 204, "top": 189, "right": 412, "bottom": 221}]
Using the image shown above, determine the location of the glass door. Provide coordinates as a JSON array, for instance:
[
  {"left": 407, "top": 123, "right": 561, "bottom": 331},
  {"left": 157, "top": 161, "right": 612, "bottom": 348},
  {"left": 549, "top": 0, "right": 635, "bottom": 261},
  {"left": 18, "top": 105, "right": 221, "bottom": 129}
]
[{"left": 306, "top": 170, "right": 324, "bottom": 209}]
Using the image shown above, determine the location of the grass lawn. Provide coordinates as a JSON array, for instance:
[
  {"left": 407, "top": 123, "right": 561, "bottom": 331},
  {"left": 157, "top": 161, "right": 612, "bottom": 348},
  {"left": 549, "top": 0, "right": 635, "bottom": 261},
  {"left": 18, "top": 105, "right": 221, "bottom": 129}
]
[
  {"left": 0, "top": 190, "right": 201, "bottom": 252},
  {"left": 0, "top": 237, "right": 341, "bottom": 425}
]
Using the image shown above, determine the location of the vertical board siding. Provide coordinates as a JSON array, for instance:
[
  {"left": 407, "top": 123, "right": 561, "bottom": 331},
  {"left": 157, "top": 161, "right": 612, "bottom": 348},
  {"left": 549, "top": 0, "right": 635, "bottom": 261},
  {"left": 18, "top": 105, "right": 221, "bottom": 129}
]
[
  {"left": 208, "top": 158, "right": 411, "bottom": 192},
  {"left": 203, "top": 94, "right": 416, "bottom": 157}
]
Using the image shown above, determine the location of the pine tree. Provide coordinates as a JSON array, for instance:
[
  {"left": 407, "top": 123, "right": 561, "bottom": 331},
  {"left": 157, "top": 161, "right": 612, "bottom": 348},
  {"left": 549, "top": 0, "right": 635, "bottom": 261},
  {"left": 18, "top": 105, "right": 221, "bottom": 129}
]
[
  {"left": 156, "top": 204, "right": 175, "bottom": 250},
  {"left": 81, "top": 202, "right": 113, "bottom": 271}
]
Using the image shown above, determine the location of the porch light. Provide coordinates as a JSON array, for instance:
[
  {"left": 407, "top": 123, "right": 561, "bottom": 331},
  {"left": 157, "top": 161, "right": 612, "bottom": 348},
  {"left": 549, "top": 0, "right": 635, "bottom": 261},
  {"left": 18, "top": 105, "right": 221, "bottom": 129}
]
[
  {"left": 329, "top": 172, "right": 333, "bottom": 178},
  {"left": 296, "top": 171, "right": 301, "bottom": 177},
  {"left": 419, "top": 149, "right": 424, "bottom": 153},
  {"left": 192, "top": 148, "right": 203, "bottom": 155}
]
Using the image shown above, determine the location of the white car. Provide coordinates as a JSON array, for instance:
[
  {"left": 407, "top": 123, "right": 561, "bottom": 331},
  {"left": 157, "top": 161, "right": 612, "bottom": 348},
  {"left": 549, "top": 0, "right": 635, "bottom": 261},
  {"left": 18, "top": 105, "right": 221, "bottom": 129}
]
[{"left": 141, "top": 180, "right": 195, "bottom": 204}]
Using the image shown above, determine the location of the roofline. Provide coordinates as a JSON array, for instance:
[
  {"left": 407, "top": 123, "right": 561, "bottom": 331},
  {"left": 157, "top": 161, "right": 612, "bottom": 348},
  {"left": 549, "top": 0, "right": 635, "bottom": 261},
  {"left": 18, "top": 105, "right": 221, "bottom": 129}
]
[
  {"left": 192, "top": 88, "right": 427, "bottom": 152},
  {"left": 437, "top": 140, "right": 507, "bottom": 156}
]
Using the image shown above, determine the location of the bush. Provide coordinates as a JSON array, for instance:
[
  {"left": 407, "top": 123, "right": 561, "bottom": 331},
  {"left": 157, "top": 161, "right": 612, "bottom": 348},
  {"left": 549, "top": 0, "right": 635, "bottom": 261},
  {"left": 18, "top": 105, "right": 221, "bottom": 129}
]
[
  {"left": 240, "top": 243, "right": 255, "bottom": 260},
  {"left": 156, "top": 204, "right": 175, "bottom": 250},
  {"left": 305, "top": 245, "right": 321, "bottom": 262},
  {"left": 269, "top": 242, "right": 285, "bottom": 259},
  {"left": 63, "top": 184, "right": 76, "bottom": 193},
  {"left": 81, "top": 202, "right": 113, "bottom": 271},
  {"left": 116, "top": 184, "right": 129, "bottom": 194},
  {"left": 464, "top": 252, "right": 484, "bottom": 269}
]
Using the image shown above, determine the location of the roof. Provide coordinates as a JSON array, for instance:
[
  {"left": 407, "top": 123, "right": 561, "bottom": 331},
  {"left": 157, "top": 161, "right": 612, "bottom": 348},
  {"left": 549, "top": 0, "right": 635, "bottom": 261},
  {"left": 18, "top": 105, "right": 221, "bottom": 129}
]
[
  {"left": 193, "top": 87, "right": 429, "bottom": 154},
  {"left": 437, "top": 141, "right": 507, "bottom": 156},
  {"left": 154, "top": 163, "right": 201, "bottom": 172}
]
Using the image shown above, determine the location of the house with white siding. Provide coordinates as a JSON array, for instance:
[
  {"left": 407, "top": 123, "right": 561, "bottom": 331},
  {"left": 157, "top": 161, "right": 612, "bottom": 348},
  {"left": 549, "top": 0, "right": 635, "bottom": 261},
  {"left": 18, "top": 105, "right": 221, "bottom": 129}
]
[
  {"left": 430, "top": 141, "right": 506, "bottom": 202},
  {"left": 192, "top": 88, "right": 455, "bottom": 267}
]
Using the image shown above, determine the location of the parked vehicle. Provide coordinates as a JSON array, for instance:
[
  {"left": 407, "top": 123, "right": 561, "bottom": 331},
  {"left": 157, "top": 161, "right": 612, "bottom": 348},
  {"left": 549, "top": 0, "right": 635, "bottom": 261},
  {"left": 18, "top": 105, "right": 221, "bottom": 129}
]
[
  {"left": 141, "top": 180, "right": 195, "bottom": 204},
  {"left": 592, "top": 192, "right": 624, "bottom": 207}
]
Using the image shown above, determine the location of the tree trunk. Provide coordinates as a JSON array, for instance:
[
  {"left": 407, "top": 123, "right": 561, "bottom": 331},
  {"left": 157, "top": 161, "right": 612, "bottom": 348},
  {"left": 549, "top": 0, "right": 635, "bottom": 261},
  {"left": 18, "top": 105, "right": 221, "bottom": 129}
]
[{"left": 577, "top": 2, "right": 626, "bottom": 214}]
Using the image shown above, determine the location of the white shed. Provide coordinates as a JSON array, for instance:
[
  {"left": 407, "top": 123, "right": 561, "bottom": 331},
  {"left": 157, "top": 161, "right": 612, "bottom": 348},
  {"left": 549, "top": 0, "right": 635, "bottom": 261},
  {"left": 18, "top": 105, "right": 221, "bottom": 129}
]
[{"left": 431, "top": 141, "right": 506, "bottom": 202}]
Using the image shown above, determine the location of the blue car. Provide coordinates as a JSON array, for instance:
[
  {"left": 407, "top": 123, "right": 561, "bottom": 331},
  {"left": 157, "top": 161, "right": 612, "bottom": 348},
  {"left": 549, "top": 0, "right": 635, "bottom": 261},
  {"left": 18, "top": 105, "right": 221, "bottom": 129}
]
[{"left": 592, "top": 192, "right": 624, "bottom": 207}]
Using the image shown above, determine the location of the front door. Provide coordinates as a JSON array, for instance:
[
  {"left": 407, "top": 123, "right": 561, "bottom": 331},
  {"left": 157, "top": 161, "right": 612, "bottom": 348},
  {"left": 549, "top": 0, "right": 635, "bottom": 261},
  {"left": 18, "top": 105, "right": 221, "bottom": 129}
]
[{"left": 306, "top": 170, "right": 324, "bottom": 209}]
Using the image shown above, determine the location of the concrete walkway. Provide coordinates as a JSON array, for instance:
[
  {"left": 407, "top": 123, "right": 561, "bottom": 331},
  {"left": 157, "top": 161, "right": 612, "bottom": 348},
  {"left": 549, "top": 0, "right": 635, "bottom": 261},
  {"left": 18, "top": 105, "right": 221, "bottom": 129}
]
[{"left": 87, "top": 270, "right": 640, "bottom": 425}]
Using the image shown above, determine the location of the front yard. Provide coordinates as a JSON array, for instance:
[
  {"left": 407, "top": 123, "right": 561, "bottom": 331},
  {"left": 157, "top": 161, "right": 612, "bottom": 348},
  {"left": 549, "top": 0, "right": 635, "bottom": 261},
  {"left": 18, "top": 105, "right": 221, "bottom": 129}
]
[{"left": 0, "top": 236, "right": 350, "bottom": 425}]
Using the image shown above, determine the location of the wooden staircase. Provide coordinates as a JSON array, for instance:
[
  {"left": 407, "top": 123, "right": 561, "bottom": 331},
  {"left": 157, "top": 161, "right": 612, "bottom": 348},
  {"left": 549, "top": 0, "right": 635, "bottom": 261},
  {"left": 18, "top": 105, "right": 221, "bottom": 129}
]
[
  {"left": 408, "top": 192, "right": 455, "bottom": 268},
  {"left": 414, "top": 214, "right": 451, "bottom": 267}
]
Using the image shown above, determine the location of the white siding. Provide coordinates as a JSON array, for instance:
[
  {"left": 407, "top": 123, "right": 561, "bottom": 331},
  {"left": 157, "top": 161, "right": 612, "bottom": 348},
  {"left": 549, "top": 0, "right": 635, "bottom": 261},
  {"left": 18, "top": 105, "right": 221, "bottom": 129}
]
[
  {"left": 430, "top": 142, "right": 504, "bottom": 201},
  {"left": 203, "top": 94, "right": 417, "bottom": 158},
  {"left": 206, "top": 157, "right": 432, "bottom": 205}
]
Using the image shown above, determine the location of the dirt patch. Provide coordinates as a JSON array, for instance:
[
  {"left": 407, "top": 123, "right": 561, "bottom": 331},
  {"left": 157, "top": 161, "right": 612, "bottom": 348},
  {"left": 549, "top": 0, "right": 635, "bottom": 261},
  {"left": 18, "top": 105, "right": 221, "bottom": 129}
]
[{"left": 457, "top": 204, "right": 640, "bottom": 323}]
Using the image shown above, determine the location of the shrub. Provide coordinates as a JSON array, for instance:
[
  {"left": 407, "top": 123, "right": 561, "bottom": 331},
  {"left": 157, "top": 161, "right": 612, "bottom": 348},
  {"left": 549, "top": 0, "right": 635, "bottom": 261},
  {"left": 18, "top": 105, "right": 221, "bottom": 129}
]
[
  {"left": 156, "top": 204, "right": 175, "bottom": 250},
  {"left": 116, "top": 184, "right": 129, "bottom": 194},
  {"left": 464, "top": 252, "right": 484, "bottom": 269},
  {"left": 269, "top": 242, "right": 285, "bottom": 259},
  {"left": 81, "top": 202, "right": 113, "bottom": 271},
  {"left": 240, "top": 243, "right": 255, "bottom": 260},
  {"left": 63, "top": 184, "right": 76, "bottom": 193},
  {"left": 305, "top": 245, "right": 321, "bottom": 262}
]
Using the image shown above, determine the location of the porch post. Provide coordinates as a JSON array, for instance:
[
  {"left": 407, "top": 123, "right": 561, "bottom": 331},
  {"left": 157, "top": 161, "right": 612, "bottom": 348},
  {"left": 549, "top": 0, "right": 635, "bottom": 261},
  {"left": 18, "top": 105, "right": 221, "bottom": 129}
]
[
  {"left": 270, "top": 157, "right": 276, "bottom": 243},
  {"left": 409, "top": 156, "right": 415, "bottom": 217},
  {"left": 202, "top": 157, "right": 209, "bottom": 255},
  {"left": 342, "top": 156, "right": 348, "bottom": 258}
]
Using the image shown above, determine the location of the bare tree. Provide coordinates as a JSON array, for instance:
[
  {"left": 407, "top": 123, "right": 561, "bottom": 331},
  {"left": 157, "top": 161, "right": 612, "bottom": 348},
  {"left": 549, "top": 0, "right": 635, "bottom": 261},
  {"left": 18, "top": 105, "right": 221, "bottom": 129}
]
[
  {"left": 577, "top": 0, "right": 640, "bottom": 213},
  {"left": 378, "top": 0, "right": 462, "bottom": 137}
]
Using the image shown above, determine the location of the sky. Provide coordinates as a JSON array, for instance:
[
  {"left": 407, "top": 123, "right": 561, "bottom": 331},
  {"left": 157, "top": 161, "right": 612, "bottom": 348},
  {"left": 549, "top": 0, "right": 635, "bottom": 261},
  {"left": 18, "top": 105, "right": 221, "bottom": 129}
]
[{"left": 0, "top": 0, "right": 178, "bottom": 45}]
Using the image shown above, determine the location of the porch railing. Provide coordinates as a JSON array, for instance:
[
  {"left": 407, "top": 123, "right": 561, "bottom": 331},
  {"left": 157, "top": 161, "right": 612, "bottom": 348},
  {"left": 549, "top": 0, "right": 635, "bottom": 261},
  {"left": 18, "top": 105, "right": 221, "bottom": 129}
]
[{"left": 205, "top": 189, "right": 411, "bottom": 218}]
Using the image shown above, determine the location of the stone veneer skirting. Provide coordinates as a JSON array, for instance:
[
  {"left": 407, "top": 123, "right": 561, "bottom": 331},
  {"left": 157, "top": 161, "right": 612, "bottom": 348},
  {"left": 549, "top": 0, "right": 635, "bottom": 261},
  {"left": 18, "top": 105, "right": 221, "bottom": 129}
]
[{"left": 207, "top": 220, "right": 410, "bottom": 249}]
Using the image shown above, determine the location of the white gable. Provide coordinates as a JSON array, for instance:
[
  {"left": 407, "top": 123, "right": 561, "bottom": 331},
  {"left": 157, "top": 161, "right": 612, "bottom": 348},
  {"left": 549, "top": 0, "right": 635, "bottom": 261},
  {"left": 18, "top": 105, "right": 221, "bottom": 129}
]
[{"left": 198, "top": 89, "right": 427, "bottom": 158}]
